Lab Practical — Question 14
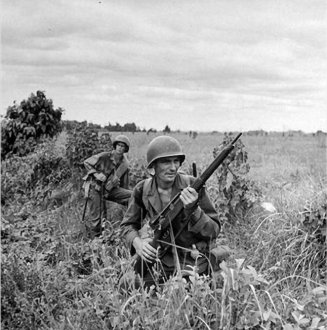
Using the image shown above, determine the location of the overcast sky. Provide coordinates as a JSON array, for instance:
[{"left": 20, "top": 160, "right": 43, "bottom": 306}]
[{"left": 1, "top": 0, "right": 326, "bottom": 132}]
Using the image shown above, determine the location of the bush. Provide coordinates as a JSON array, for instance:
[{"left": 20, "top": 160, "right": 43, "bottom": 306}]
[
  {"left": 1, "top": 91, "right": 64, "bottom": 159},
  {"left": 209, "top": 132, "right": 262, "bottom": 225},
  {"left": 1, "top": 138, "right": 72, "bottom": 207},
  {"left": 66, "top": 126, "right": 112, "bottom": 171}
]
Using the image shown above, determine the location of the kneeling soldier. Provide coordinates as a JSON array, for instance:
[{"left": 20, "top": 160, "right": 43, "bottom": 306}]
[{"left": 120, "top": 136, "right": 221, "bottom": 289}]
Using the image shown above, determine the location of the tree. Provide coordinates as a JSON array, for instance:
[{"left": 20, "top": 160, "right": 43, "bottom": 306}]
[
  {"left": 146, "top": 128, "right": 157, "bottom": 135},
  {"left": 123, "top": 122, "right": 137, "bottom": 133},
  {"left": 163, "top": 125, "right": 171, "bottom": 134},
  {"left": 1, "top": 90, "right": 64, "bottom": 158}
]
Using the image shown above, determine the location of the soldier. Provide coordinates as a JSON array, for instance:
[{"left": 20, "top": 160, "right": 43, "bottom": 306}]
[
  {"left": 120, "top": 136, "right": 222, "bottom": 289},
  {"left": 83, "top": 135, "right": 132, "bottom": 238}
]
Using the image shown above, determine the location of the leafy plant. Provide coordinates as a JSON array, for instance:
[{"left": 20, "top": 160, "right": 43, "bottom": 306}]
[
  {"left": 1, "top": 130, "right": 326, "bottom": 329},
  {"left": 301, "top": 201, "right": 326, "bottom": 244},
  {"left": 1, "top": 138, "right": 72, "bottom": 207},
  {"left": 128, "top": 159, "right": 148, "bottom": 187},
  {"left": 1, "top": 91, "right": 63, "bottom": 159},
  {"left": 210, "top": 132, "right": 262, "bottom": 224},
  {"left": 66, "top": 125, "right": 112, "bottom": 170}
]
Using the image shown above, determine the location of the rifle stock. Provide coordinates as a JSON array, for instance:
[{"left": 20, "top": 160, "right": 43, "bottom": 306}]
[{"left": 134, "top": 133, "right": 242, "bottom": 275}]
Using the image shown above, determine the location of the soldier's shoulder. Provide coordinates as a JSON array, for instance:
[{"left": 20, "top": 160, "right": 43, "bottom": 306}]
[
  {"left": 132, "top": 179, "right": 151, "bottom": 205},
  {"left": 93, "top": 151, "right": 112, "bottom": 158},
  {"left": 134, "top": 177, "right": 153, "bottom": 194},
  {"left": 134, "top": 179, "right": 148, "bottom": 191}
]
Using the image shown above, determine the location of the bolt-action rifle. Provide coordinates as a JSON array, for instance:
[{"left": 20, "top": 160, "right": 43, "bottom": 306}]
[{"left": 134, "top": 133, "right": 242, "bottom": 275}]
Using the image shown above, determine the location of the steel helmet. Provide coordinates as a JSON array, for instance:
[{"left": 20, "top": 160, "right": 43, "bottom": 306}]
[
  {"left": 113, "top": 135, "right": 130, "bottom": 152},
  {"left": 147, "top": 136, "right": 185, "bottom": 168}
]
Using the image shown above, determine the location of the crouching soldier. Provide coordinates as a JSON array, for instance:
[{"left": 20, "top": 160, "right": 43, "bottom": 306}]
[
  {"left": 83, "top": 135, "right": 132, "bottom": 238},
  {"left": 120, "top": 136, "right": 227, "bottom": 289}
]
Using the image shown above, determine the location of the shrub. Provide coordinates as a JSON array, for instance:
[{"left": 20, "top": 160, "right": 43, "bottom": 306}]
[
  {"left": 210, "top": 132, "right": 262, "bottom": 225},
  {"left": 128, "top": 159, "right": 148, "bottom": 188},
  {"left": 1, "top": 138, "right": 72, "bottom": 207},
  {"left": 1, "top": 91, "right": 63, "bottom": 159},
  {"left": 66, "top": 126, "right": 112, "bottom": 171}
]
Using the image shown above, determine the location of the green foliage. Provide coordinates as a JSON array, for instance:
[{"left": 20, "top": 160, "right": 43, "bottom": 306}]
[
  {"left": 66, "top": 126, "right": 112, "bottom": 170},
  {"left": 128, "top": 159, "right": 148, "bottom": 187},
  {"left": 105, "top": 122, "right": 140, "bottom": 132},
  {"left": 242, "top": 184, "right": 327, "bottom": 288},
  {"left": 163, "top": 124, "right": 171, "bottom": 134},
  {"left": 1, "top": 131, "right": 326, "bottom": 329},
  {"left": 62, "top": 119, "right": 88, "bottom": 131},
  {"left": 219, "top": 259, "right": 279, "bottom": 329},
  {"left": 1, "top": 138, "right": 72, "bottom": 207},
  {"left": 1, "top": 91, "right": 63, "bottom": 159},
  {"left": 220, "top": 260, "right": 327, "bottom": 329},
  {"left": 210, "top": 132, "right": 262, "bottom": 224},
  {"left": 1, "top": 256, "right": 47, "bottom": 329},
  {"left": 302, "top": 201, "right": 326, "bottom": 244}
]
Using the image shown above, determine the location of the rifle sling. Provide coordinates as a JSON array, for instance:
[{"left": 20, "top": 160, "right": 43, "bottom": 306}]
[
  {"left": 105, "top": 159, "right": 129, "bottom": 192},
  {"left": 157, "top": 204, "right": 198, "bottom": 257},
  {"left": 113, "top": 160, "right": 129, "bottom": 180}
]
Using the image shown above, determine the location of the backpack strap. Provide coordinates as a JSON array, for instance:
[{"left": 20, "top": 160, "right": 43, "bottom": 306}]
[
  {"left": 141, "top": 178, "right": 152, "bottom": 211},
  {"left": 133, "top": 178, "right": 152, "bottom": 218}
]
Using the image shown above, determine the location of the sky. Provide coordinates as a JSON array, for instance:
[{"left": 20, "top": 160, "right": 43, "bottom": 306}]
[{"left": 1, "top": 0, "right": 326, "bottom": 132}]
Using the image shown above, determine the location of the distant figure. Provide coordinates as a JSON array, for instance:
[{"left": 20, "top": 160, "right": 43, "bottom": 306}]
[
  {"left": 121, "top": 135, "right": 223, "bottom": 289},
  {"left": 83, "top": 135, "right": 132, "bottom": 238}
]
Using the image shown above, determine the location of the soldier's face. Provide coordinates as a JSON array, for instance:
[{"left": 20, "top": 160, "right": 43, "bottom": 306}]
[
  {"left": 154, "top": 157, "right": 181, "bottom": 184},
  {"left": 115, "top": 143, "right": 126, "bottom": 154}
]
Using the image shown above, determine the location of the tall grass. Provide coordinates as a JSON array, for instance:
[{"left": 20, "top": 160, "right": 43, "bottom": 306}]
[{"left": 1, "top": 131, "right": 326, "bottom": 329}]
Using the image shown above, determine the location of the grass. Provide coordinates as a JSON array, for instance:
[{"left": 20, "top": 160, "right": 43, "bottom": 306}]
[{"left": 1, "top": 131, "right": 326, "bottom": 329}]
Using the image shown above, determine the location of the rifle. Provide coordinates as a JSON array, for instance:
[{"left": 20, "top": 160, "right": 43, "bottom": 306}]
[
  {"left": 105, "top": 159, "right": 129, "bottom": 192},
  {"left": 192, "top": 162, "right": 197, "bottom": 178},
  {"left": 134, "top": 133, "right": 242, "bottom": 275}
]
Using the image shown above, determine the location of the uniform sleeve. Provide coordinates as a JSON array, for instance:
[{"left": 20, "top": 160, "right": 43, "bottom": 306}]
[
  {"left": 120, "top": 182, "right": 144, "bottom": 254},
  {"left": 83, "top": 152, "right": 110, "bottom": 181},
  {"left": 84, "top": 154, "right": 99, "bottom": 173},
  {"left": 186, "top": 186, "right": 221, "bottom": 240}
]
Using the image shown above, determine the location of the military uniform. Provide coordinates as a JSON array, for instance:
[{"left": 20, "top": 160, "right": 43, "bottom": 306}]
[
  {"left": 83, "top": 136, "right": 132, "bottom": 237},
  {"left": 121, "top": 172, "right": 221, "bottom": 286}
]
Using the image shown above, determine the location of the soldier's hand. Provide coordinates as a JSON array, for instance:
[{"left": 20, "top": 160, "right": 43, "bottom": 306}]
[
  {"left": 180, "top": 186, "right": 198, "bottom": 209},
  {"left": 93, "top": 172, "right": 107, "bottom": 182},
  {"left": 133, "top": 237, "right": 158, "bottom": 262}
]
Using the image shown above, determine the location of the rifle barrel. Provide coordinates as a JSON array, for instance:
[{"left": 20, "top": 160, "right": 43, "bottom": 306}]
[
  {"left": 231, "top": 132, "right": 242, "bottom": 145},
  {"left": 192, "top": 132, "right": 242, "bottom": 191}
]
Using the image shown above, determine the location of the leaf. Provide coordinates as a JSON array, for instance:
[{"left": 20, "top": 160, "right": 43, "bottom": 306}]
[
  {"left": 235, "top": 258, "right": 245, "bottom": 270},
  {"left": 226, "top": 171, "right": 233, "bottom": 190},
  {"left": 263, "top": 310, "right": 271, "bottom": 321},
  {"left": 291, "top": 311, "right": 301, "bottom": 323},
  {"left": 261, "top": 202, "right": 277, "bottom": 213},
  {"left": 309, "top": 317, "right": 321, "bottom": 330},
  {"left": 311, "top": 286, "right": 327, "bottom": 296},
  {"left": 299, "top": 318, "right": 310, "bottom": 326},
  {"left": 283, "top": 324, "right": 296, "bottom": 330}
]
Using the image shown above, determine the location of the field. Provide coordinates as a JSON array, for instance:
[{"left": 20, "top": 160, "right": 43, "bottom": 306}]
[{"left": 1, "top": 130, "right": 326, "bottom": 330}]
